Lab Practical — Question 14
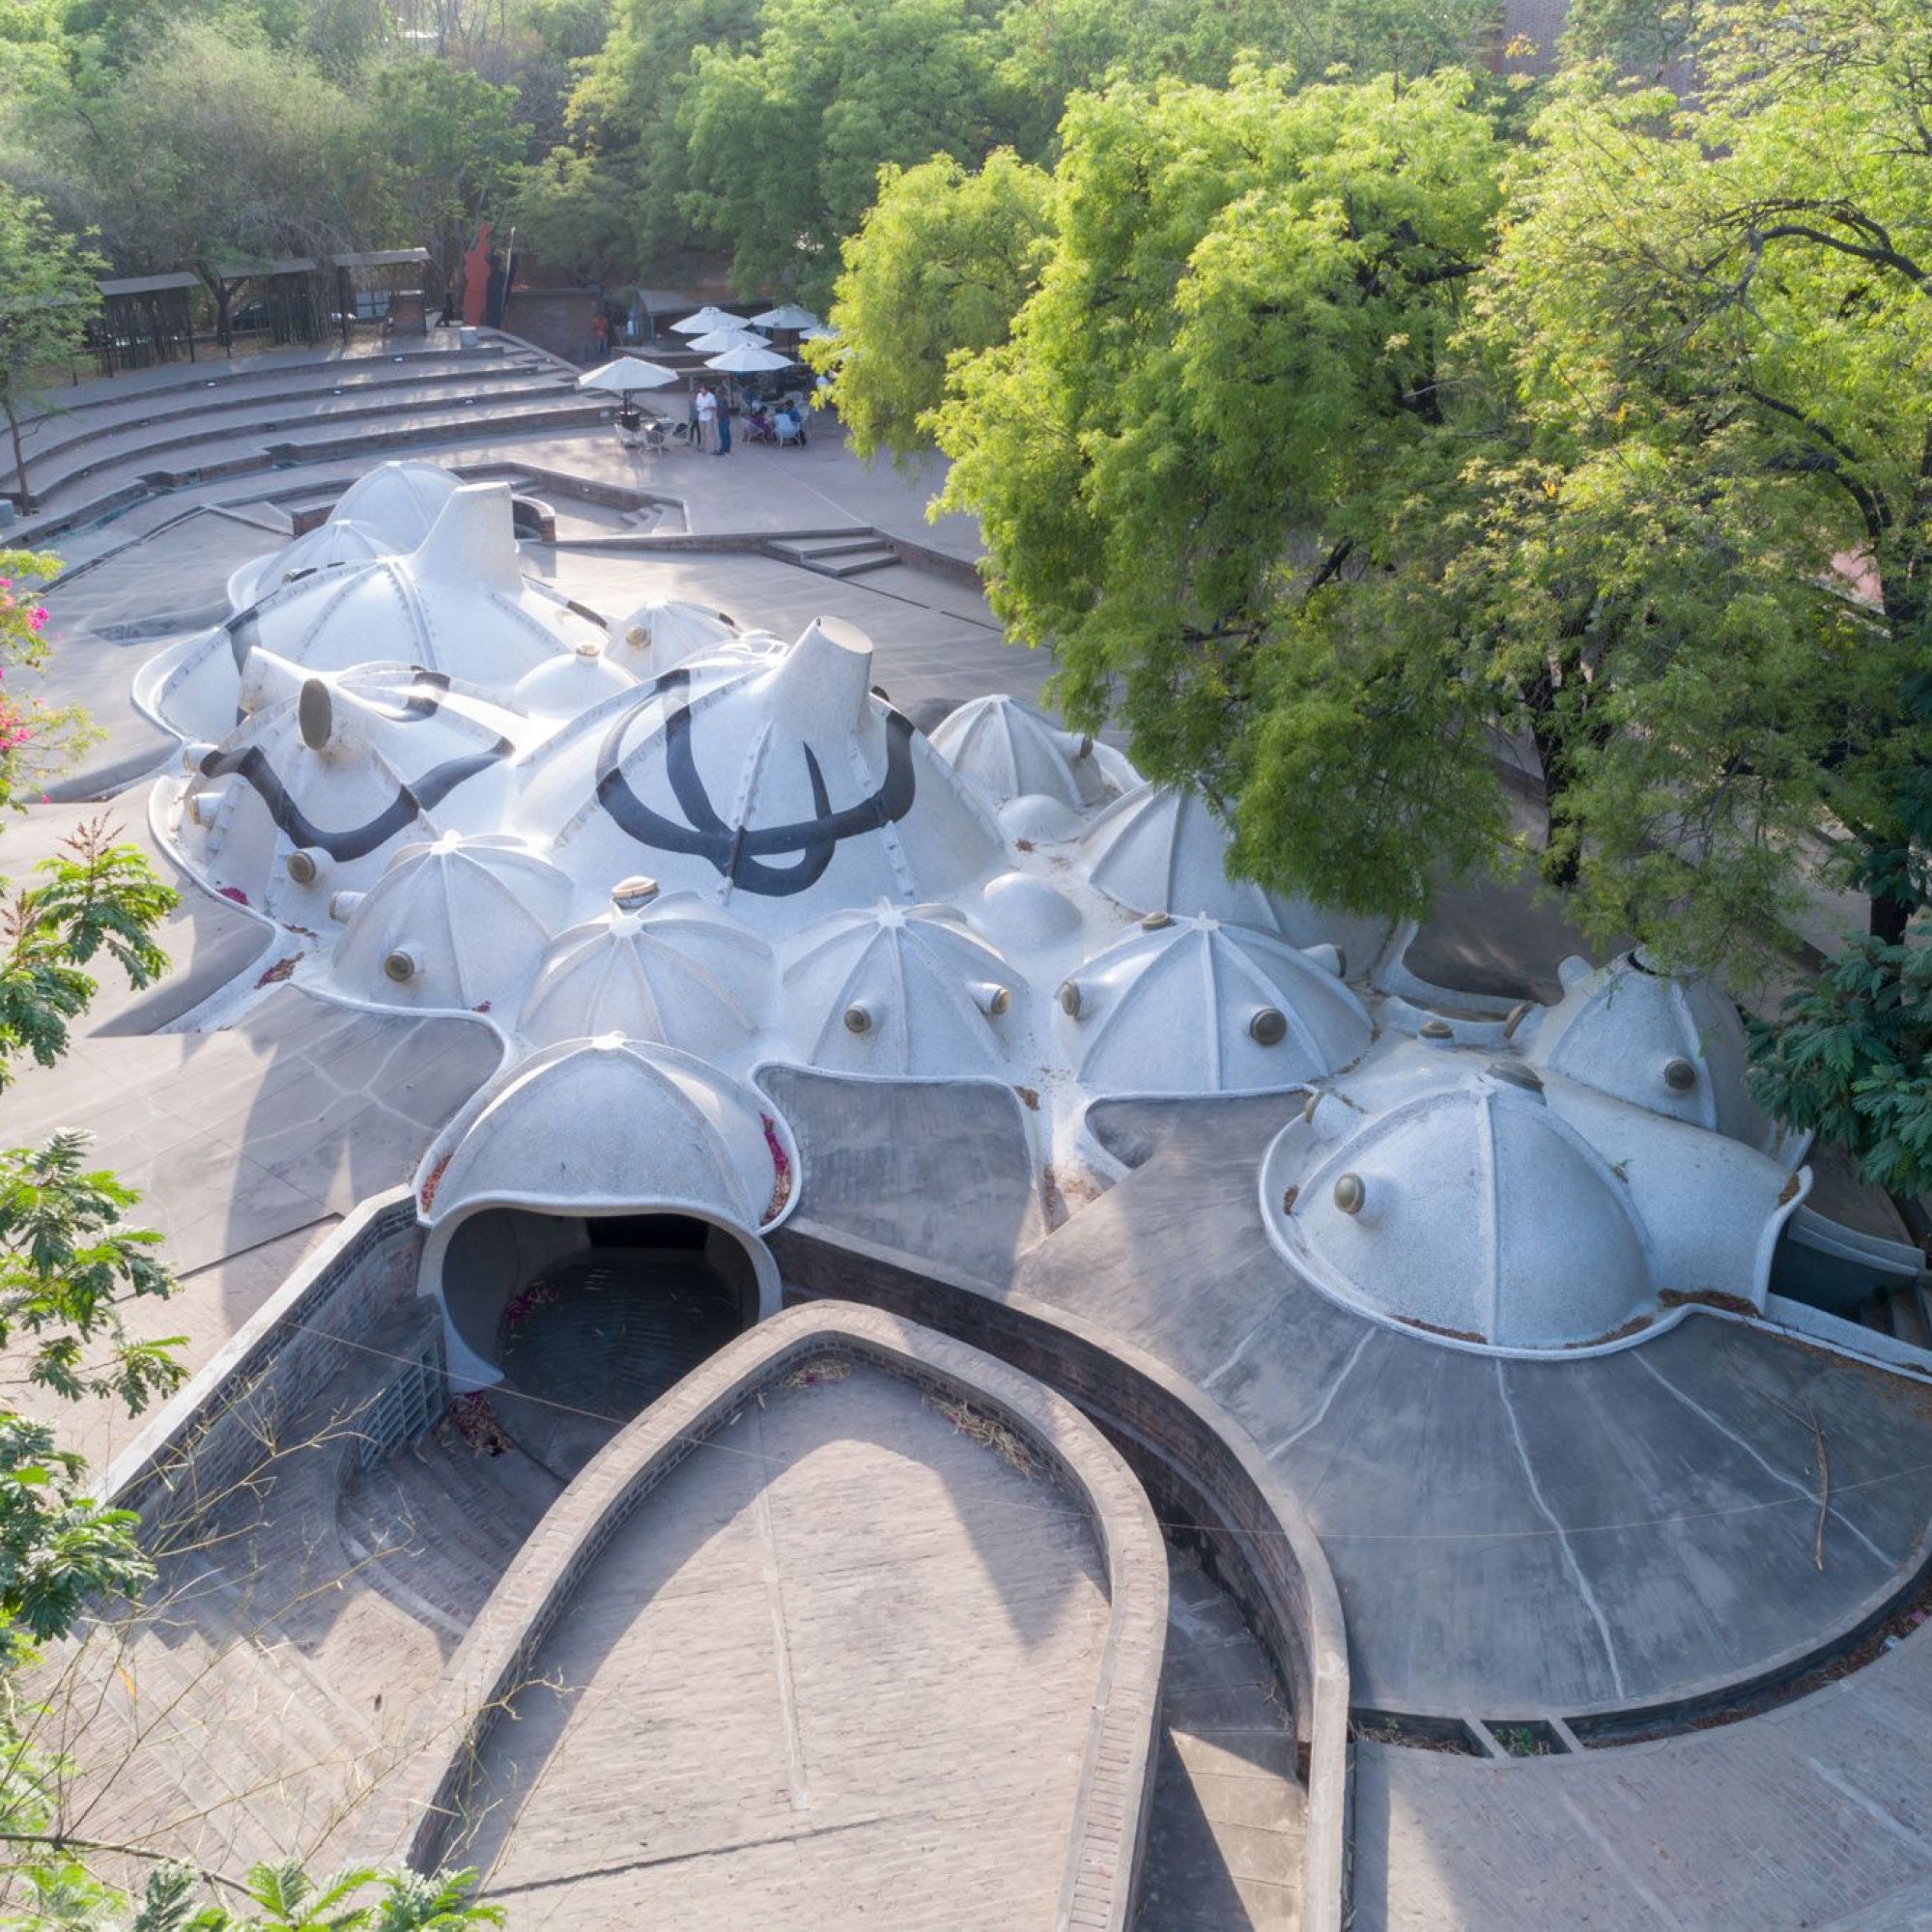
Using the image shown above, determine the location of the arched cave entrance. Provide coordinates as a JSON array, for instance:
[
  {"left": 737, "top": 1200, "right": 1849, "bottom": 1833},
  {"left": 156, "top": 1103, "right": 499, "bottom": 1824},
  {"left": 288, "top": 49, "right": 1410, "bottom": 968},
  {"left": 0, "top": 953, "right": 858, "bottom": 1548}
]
[{"left": 438, "top": 1206, "right": 771, "bottom": 1479}]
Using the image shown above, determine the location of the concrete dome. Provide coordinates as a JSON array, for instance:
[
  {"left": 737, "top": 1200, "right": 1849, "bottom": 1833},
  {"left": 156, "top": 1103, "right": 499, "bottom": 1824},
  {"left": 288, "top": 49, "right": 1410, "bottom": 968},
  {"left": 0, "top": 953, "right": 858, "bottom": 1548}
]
[
  {"left": 781, "top": 901, "right": 1020, "bottom": 1077},
  {"left": 1275, "top": 1072, "right": 1656, "bottom": 1349},
  {"left": 332, "top": 833, "right": 575, "bottom": 1012},
  {"left": 1059, "top": 914, "right": 1373, "bottom": 1094},
  {"left": 611, "top": 599, "right": 747, "bottom": 679},
  {"left": 534, "top": 616, "right": 1006, "bottom": 931},
  {"left": 226, "top": 463, "right": 461, "bottom": 612},
  {"left": 522, "top": 894, "right": 774, "bottom": 1057},
  {"left": 226, "top": 519, "right": 394, "bottom": 614},
  {"left": 930, "top": 695, "right": 1124, "bottom": 811},
  {"left": 328, "top": 460, "right": 463, "bottom": 545},
  {"left": 417, "top": 1035, "right": 792, "bottom": 1234},
  {"left": 1527, "top": 952, "right": 1776, "bottom": 1151},
  {"left": 141, "top": 484, "right": 595, "bottom": 746},
  {"left": 175, "top": 665, "right": 523, "bottom": 918},
  {"left": 1078, "top": 784, "right": 1396, "bottom": 972},
  {"left": 512, "top": 642, "right": 638, "bottom": 719}
]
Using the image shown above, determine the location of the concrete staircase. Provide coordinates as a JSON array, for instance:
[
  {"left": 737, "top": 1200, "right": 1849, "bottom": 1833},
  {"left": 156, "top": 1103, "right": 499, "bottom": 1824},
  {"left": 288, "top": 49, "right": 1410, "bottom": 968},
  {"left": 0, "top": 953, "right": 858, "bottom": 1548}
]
[
  {"left": 6, "top": 333, "right": 611, "bottom": 545},
  {"left": 767, "top": 530, "right": 902, "bottom": 579}
]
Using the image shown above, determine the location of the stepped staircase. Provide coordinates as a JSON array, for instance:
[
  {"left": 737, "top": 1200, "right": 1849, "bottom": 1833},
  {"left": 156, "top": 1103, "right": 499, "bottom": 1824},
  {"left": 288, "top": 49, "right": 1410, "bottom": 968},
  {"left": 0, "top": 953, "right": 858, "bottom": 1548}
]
[
  {"left": 5, "top": 332, "right": 612, "bottom": 545},
  {"left": 766, "top": 529, "right": 903, "bottom": 580}
]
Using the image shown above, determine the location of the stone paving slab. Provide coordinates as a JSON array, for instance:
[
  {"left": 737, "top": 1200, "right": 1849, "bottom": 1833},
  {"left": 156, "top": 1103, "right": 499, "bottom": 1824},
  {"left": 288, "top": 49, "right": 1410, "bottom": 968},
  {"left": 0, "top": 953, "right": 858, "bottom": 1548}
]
[{"left": 1354, "top": 1616, "right": 1932, "bottom": 1929}]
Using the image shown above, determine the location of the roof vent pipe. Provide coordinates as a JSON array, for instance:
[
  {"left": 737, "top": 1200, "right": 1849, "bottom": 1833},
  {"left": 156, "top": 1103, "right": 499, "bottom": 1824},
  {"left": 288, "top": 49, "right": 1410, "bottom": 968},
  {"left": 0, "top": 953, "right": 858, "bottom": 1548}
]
[
  {"left": 969, "top": 981, "right": 1011, "bottom": 1018},
  {"left": 611, "top": 874, "right": 661, "bottom": 913}
]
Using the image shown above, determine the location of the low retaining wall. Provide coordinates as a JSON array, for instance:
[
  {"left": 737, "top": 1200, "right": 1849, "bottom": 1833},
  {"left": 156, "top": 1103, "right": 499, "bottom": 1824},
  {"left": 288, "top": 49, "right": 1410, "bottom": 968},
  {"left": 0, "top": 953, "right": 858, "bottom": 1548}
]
[
  {"left": 103, "top": 1187, "right": 428, "bottom": 1533},
  {"left": 377, "top": 1300, "right": 1168, "bottom": 1932},
  {"left": 771, "top": 1219, "right": 1353, "bottom": 1932}
]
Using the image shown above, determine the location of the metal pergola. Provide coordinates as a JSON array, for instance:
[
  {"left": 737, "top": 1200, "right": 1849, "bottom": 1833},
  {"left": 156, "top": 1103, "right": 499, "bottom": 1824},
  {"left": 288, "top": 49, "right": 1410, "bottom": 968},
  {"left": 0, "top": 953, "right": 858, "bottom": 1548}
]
[
  {"left": 89, "top": 271, "right": 200, "bottom": 375},
  {"left": 330, "top": 248, "right": 433, "bottom": 345}
]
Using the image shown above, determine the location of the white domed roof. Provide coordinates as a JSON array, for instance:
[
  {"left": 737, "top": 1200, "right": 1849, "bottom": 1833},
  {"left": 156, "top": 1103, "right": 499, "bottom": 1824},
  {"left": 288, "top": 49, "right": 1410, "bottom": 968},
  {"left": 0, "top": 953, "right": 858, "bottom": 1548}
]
[
  {"left": 781, "top": 901, "right": 1019, "bottom": 1077},
  {"left": 522, "top": 895, "right": 774, "bottom": 1057},
  {"left": 177, "top": 666, "right": 523, "bottom": 917},
  {"left": 1527, "top": 952, "right": 1776, "bottom": 1151},
  {"left": 930, "top": 695, "right": 1116, "bottom": 811},
  {"left": 332, "top": 833, "right": 575, "bottom": 1011},
  {"left": 227, "top": 519, "right": 394, "bottom": 614},
  {"left": 1079, "top": 784, "right": 1396, "bottom": 972},
  {"left": 328, "top": 460, "right": 462, "bottom": 547},
  {"left": 418, "top": 1036, "right": 792, "bottom": 1233},
  {"left": 1276, "top": 1071, "right": 1656, "bottom": 1349},
  {"left": 1059, "top": 915, "right": 1373, "bottom": 1094},
  {"left": 512, "top": 642, "right": 638, "bottom": 719},
  {"left": 611, "top": 599, "right": 745, "bottom": 679},
  {"left": 141, "top": 484, "right": 595, "bottom": 746},
  {"left": 970, "top": 870, "right": 1086, "bottom": 952},
  {"left": 532, "top": 616, "right": 1006, "bottom": 931}
]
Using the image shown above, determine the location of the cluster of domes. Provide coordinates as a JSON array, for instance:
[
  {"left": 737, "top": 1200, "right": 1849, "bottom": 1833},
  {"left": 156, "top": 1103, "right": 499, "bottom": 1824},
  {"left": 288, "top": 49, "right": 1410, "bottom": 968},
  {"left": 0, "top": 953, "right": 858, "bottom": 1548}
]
[{"left": 146, "top": 458, "right": 1817, "bottom": 1371}]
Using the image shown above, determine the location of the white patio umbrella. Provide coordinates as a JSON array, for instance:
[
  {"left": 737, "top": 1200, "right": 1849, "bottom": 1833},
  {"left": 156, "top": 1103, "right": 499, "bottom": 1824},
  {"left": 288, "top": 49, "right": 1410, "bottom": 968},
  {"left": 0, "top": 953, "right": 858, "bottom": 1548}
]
[
  {"left": 577, "top": 357, "right": 680, "bottom": 394},
  {"left": 704, "top": 345, "right": 795, "bottom": 373},
  {"left": 798, "top": 323, "right": 839, "bottom": 342},
  {"left": 751, "top": 302, "right": 821, "bottom": 330},
  {"left": 670, "top": 305, "right": 738, "bottom": 334},
  {"left": 687, "top": 327, "right": 771, "bottom": 353}
]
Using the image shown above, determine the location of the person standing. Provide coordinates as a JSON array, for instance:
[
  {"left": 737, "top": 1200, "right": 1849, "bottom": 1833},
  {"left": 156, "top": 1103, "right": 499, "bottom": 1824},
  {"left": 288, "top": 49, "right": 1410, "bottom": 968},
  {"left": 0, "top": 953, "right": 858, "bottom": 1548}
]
[
  {"left": 694, "top": 384, "right": 717, "bottom": 451},
  {"left": 716, "top": 389, "right": 732, "bottom": 457}
]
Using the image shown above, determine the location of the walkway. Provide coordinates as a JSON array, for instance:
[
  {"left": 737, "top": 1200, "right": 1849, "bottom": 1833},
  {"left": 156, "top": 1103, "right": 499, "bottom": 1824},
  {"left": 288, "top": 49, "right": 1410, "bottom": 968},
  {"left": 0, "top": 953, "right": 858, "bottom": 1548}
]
[
  {"left": 451, "top": 1363, "right": 1113, "bottom": 1928},
  {"left": 1354, "top": 1615, "right": 1932, "bottom": 1928}
]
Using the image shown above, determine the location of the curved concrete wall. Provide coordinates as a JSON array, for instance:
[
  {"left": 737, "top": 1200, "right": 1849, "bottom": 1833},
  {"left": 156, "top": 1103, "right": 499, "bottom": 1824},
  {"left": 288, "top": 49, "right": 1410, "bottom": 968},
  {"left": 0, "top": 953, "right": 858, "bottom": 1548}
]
[
  {"left": 375, "top": 1300, "right": 1170, "bottom": 1930},
  {"left": 769, "top": 1219, "right": 1354, "bottom": 1932}
]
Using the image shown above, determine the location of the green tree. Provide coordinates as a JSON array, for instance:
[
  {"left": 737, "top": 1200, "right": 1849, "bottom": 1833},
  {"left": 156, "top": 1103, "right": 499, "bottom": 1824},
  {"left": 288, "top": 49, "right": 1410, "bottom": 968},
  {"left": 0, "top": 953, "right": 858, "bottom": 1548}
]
[
  {"left": 815, "top": 148, "right": 1052, "bottom": 466},
  {"left": 928, "top": 66, "right": 1512, "bottom": 916},
  {"left": 367, "top": 61, "right": 531, "bottom": 303},
  {"left": 1476, "top": 0, "right": 1932, "bottom": 965},
  {"left": 0, "top": 202, "right": 104, "bottom": 513},
  {"left": 678, "top": 0, "right": 1023, "bottom": 300}
]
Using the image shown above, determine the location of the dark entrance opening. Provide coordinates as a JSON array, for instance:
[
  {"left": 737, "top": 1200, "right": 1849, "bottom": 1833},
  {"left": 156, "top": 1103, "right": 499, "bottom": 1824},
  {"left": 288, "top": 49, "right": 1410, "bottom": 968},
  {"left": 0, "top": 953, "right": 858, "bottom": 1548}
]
[{"left": 444, "top": 1208, "right": 757, "bottom": 1481}]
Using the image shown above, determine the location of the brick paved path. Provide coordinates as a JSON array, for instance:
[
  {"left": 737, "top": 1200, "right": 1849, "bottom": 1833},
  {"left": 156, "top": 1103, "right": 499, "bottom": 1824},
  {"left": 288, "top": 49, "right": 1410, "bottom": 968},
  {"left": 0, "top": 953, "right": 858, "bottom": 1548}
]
[{"left": 454, "top": 1364, "right": 1112, "bottom": 1927}]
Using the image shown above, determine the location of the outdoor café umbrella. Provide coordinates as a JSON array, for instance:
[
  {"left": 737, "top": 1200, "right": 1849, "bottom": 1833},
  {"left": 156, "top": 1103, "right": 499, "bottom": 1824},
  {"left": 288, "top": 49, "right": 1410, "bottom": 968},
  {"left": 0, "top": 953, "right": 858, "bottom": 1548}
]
[
  {"left": 751, "top": 303, "right": 821, "bottom": 331},
  {"left": 704, "top": 345, "right": 794, "bottom": 374},
  {"left": 577, "top": 357, "right": 680, "bottom": 395},
  {"left": 670, "top": 305, "right": 738, "bottom": 334},
  {"left": 798, "top": 323, "right": 839, "bottom": 342},
  {"left": 687, "top": 327, "right": 771, "bottom": 354}
]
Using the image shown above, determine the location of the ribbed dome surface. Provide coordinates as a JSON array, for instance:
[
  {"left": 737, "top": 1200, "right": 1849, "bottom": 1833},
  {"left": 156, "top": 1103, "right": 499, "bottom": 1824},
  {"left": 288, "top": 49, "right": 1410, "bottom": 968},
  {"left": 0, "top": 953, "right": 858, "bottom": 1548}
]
[
  {"left": 143, "top": 484, "right": 594, "bottom": 746},
  {"left": 332, "top": 833, "right": 575, "bottom": 1010},
  {"left": 781, "top": 901, "right": 1018, "bottom": 1076},
  {"left": 1060, "top": 914, "right": 1373, "bottom": 1094},
  {"left": 611, "top": 598, "right": 746, "bottom": 679},
  {"left": 419, "top": 1036, "right": 789, "bottom": 1231},
  {"left": 930, "top": 695, "right": 1115, "bottom": 810},
  {"left": 533, "top": 616, "right": 1006, "bottom": 931},
  {"left": 522, "top": 896, "right": 773, "bottom": 1056},
  {"left": 1079, "top": 783, "right": 1394, "bottom": 970},
  {"left": 1280, "top": 1074, "right": 1655, "bottom": 1348},
  {"left": 1528, "top": 952, "right": 1775, "bottom": 1151},
  {"left": 178, "top": 665, "right": 523, "bottom": 915},
  {"left": 227, "top": 463, "right": 460, "bottom": 613}
]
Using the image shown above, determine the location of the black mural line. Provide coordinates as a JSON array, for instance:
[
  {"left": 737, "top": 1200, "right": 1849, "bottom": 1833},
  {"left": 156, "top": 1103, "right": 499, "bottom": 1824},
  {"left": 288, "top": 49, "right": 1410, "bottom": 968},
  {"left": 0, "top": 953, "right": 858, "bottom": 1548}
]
[
  {"left": 198, "top": 676, "right": 511, "bottom": 862},
  {"left": 595, "top": 668, "right": 918, "bottom": 897}
]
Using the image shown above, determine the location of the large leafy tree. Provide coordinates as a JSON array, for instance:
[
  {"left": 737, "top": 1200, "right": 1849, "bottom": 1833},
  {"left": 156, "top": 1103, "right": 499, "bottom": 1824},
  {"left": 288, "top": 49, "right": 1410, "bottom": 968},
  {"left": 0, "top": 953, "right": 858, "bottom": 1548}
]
[
  {"left": 678, "top": 0, "right": 1024, "bottom": 301},
  {"left": 929, "top": 67, "right": 1512, "bottom": 916},
  {"left": 815, "top": 148, "right": 1052, "bottom": 467}
]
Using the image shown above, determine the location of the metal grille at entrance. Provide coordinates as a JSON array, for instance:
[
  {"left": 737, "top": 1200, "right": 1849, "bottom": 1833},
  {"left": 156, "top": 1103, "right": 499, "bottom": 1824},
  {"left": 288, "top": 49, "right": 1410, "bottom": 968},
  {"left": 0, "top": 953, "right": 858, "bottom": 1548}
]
[{"left": 492, "top": 1245, "right": 744, "bottom": 1480}]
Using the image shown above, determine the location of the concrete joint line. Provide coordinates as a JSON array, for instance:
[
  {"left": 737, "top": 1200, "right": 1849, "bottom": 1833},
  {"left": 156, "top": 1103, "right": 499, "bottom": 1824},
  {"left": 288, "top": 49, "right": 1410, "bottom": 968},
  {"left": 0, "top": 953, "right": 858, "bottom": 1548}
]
[{"left": 1495, "top": 1359, "right": 1629, "bottom": 1702}]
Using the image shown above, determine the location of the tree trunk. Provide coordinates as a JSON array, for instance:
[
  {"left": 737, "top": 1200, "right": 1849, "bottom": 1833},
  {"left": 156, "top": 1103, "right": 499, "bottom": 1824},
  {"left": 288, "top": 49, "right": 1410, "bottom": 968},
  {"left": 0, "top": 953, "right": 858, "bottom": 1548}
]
[
  {"left": 3, "top": 398, "right": 30, "bottom": 513},
  {"left": 1871, "top": 892, "right": 1913, "bottom": 945}
]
